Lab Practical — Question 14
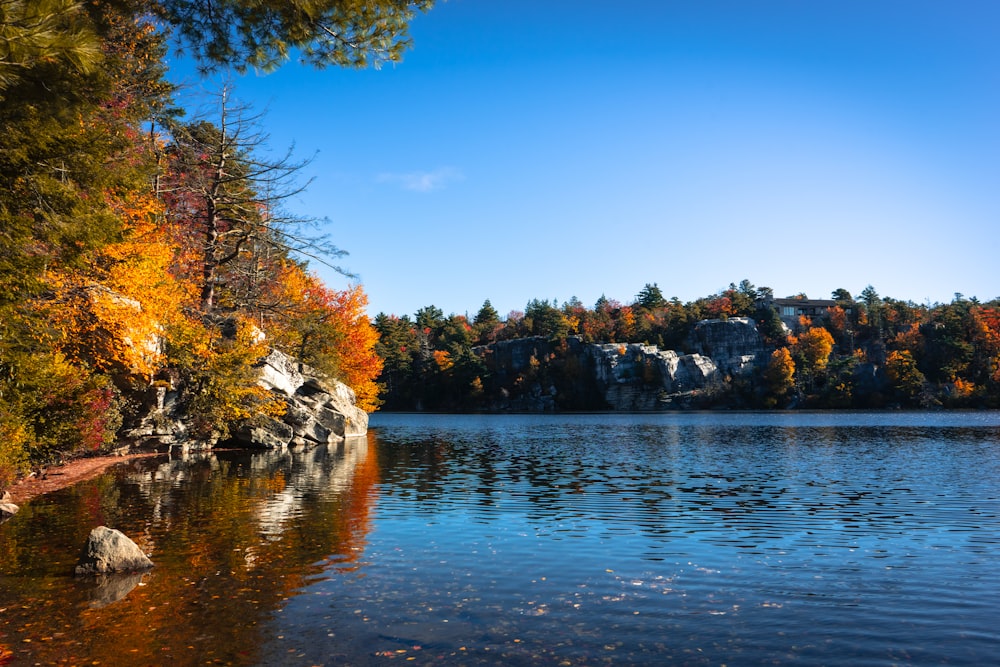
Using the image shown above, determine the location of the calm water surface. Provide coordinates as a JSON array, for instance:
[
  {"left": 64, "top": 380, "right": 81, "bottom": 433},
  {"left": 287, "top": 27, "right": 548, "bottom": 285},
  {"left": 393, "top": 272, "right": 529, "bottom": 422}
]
[{"left": 2, "top": 412, "right": 999, "bottom": 665}]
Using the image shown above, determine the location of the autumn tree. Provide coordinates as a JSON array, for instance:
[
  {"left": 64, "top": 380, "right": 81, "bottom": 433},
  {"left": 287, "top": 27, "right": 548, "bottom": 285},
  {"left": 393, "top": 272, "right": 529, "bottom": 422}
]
[
  {"left": 0, "top": 0, "right": 433, "bottom": 483},
  {"left": 884, "top": 350, "right": 927, "bottom": 406},
  {"left": 562, "top": 297, "right": 587, "bottom": 337},
  {"left": 0, "top": 3, "right": 174, "bottom": 472},
  {"left": 762, "top": 347, "right": 796, "bottom": 407},
  {"left": 265, "top": 263, "right": 383, "bottom": 411},
  {"left": 721, "top": 280, "right": 757, "bottom": 317},
  {"left": 795, "top": 326, "right": 835, "bottom": 375}
]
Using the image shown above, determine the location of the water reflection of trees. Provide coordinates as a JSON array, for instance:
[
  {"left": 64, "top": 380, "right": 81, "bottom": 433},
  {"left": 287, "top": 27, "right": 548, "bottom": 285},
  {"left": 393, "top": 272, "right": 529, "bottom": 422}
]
[
  {"left": 0, "top": 437, "right": 377, "bottom": 666},
  {"left": 372, "top": 424, "right": 1000, "bottom": 555}
]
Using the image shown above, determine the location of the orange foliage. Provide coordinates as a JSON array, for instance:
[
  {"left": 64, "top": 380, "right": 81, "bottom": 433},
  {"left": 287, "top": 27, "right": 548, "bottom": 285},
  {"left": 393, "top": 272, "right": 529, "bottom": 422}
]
[
  {"left": 952, "top": 377, "right": 976, "bottom": 398},
  {"left": 763, "top": 347, "right": 796, "bottom": 402},
  {"left": 826, "top": 306, "right": 847, "bottom": 337},
  {"left": 41, "top": 189, "right": 190, "bottom": 382},
  {"left": 706, "top": 296, "right": 734, "bottom": 319},
  {"left": 267, "top": 263, "right": 383, "bottom": 411},
  {"left": 433, "top": 349, "right": 453, "bottom": 371},
  {"left": 892, "top": 323, "right": 923, "bottom": 354}
]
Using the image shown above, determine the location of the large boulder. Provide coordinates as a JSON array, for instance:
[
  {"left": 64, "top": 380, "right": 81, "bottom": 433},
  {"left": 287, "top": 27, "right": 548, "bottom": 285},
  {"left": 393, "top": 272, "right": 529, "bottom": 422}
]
[{"left": 75, "top": 526, "right": 154, "bottom": 575}]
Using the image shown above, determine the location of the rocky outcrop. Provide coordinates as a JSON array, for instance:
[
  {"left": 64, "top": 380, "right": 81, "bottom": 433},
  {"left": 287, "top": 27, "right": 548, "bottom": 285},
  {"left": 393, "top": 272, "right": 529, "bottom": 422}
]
[
  {"left": 587, "top": 343, "right": 720, "bottom": 410},
  {"left": 690, "top": 317, "right": 768, "bottom": 376},
  {"left": 235, "top": 349, "right": 368, "bottom": 449},
  {"left": 75, "top": 526, "right": 154, "bottom": 575},
  {"left": 121, "top": 382, "right": 190, "bottom": 450},
  {"left": 123, "top": 348, "right": 368, "bottom": 452},
  {"left": 474, "top": 336, "right": 724, "bottom": 411}
]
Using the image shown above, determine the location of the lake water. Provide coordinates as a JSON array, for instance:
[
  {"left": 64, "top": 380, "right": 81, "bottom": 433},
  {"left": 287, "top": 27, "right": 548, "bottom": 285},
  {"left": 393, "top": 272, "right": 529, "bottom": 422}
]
[{"left": 2, "top": 412, "right": 999, "bottom": 665}]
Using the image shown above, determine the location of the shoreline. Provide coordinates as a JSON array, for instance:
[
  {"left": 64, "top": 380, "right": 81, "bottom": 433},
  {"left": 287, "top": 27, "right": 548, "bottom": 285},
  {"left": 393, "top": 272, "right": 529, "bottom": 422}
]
[{"left": 6, "top": 452, "right": 165, "bottom": 505}]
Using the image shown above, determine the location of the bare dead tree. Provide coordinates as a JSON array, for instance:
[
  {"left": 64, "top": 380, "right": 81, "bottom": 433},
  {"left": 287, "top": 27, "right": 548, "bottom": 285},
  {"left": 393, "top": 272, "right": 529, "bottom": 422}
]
[{"left": 160, "top": 84, "right": 352, "bottom": 316}]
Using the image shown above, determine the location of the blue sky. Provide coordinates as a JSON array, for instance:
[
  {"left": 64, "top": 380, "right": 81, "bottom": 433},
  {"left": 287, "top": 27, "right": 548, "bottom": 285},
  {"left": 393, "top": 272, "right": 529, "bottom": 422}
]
[{"left": 169, "top": 0, "right": 1000, "bottom": 318}]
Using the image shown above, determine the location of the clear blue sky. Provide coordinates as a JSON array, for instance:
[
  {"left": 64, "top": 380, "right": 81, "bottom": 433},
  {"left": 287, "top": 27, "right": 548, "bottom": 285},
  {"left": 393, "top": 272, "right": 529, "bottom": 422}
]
[{"left": 168, "top": 0, "right": 1000, "bottom": 318}]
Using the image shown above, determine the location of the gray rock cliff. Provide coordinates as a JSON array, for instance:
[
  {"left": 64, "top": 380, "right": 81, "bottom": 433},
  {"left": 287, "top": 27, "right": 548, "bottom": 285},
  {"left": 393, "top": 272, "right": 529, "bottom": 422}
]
[
  {"left": 587, "top": 343, "right": 721, "bottom": 410},
  {"left": 690, "top": 317, "right": 768, "bottom": 377},
  {"left": 243, "top": 349, "right": 368, "bottom": 449}
]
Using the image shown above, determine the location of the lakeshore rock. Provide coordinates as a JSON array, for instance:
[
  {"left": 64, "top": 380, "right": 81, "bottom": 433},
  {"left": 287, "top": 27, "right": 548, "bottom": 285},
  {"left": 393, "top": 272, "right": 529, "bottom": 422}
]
[
  {"left": 239, "top": 349, "right": 369, "bottom": 448},
  {"left": 476, "top": 335, "right": 727, "bottom": 411},
  {"left": 75, "top": 526, "right": 153, "bottom": 575},
  {"left": 123, "top": 347, "right": 368, "bottom": 452},
  {"left": 587, "top": 342, "right": 721, "bottom": 410}
]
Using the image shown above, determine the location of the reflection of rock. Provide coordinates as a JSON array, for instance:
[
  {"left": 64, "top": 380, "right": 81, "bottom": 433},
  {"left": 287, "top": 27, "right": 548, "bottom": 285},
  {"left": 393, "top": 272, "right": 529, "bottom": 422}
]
[
  {"left": 122, "top": 437, "right": 371, "bottom": 549},
  {"left": 87, "top": 572, "right": 148, "bottom": 608},
  {"left": 0, "top": 501, "right": 17, "bottom": 523},
  {"left": 75, "top": 526, "right": 154, "bottom": 575},
  {"left": 254, "top": 437, "right": 370, "bottom": 540}
]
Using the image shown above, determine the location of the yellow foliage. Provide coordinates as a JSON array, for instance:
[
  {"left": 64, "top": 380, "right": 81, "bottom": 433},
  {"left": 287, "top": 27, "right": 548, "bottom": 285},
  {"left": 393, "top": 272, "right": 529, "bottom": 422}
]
[
  {"left": 0, "top": 412, "right": 29, "bottom": 491},
  {"left": 763, "top": 347, "right": 796, "bottom": 399},
  {"left": 40, "top": 189, "right": 192, "bottom": 383},
  {"left": 795, "top": 326, "right": 835, "bottom": 373},
  {"left": 171, "top": 315, "right": 284, "bottom": 439}
]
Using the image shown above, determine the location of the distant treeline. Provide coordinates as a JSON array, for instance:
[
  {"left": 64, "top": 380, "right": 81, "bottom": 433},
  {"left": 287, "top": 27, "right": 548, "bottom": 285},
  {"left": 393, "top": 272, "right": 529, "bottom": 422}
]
[{"left": 374, "top": 281, "right": 1000, "bottom": 411}]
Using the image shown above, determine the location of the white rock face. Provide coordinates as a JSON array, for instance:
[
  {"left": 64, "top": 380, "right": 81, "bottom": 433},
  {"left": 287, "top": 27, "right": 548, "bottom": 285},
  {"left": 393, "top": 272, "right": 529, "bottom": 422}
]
[
  {"left": 241, "top": 349, "right": 369, "bottom": 449},
  {"left": 124, "top": 348, "right": 369, "bottom": 451}
]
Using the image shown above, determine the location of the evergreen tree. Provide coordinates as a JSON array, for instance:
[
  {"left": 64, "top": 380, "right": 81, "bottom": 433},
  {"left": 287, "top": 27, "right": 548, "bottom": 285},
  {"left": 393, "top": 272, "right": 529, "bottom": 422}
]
[
  {"left": 0, "top": 0, "right": 102, "bottom": 94},
  {"left": 635, "top": 283, "right": 666, "bottom": 310},
  {"left": 473, "top": 299, "right": 500, "bottom": 344},
  {"left": 151, "top": 0, "right": 434, "bottom": 72}
]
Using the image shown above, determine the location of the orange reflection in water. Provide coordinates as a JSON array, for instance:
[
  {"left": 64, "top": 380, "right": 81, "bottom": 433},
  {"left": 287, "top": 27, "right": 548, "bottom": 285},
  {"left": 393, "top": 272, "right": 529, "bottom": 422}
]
[{"left": 0, "top": 435, "right": 379, "bottom": 666}]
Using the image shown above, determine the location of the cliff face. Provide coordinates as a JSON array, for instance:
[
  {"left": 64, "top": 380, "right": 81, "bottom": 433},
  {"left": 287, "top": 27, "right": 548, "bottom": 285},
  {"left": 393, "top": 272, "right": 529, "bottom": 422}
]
[
  {"left": 689, "top": 317, "right": 768, "bottom": 377},
  {"left": 586, "top": 343, "right": 719, "bottom": 410},
  {"left": 474, "top": 319, "right": 767, "bottom": 411}
]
